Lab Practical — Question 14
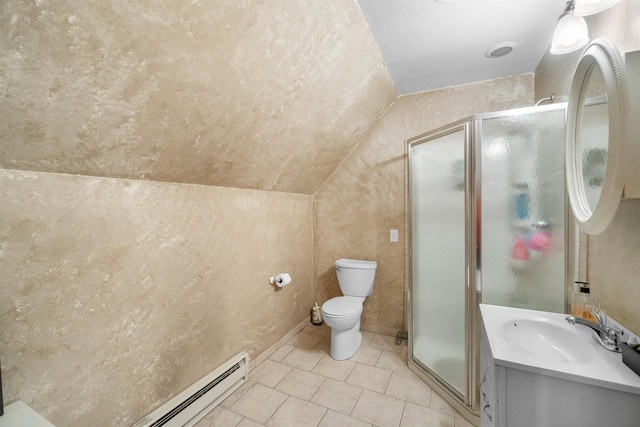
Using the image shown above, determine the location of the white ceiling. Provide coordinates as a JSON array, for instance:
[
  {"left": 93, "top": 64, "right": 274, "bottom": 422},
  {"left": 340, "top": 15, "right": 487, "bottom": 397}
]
[{"left": 359, "top": 0, "right": 568, "bottom": 94}]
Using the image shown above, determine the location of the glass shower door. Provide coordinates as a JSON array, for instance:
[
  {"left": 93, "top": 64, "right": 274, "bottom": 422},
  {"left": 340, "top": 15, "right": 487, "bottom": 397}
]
[
  {"left": 410, "top": 126, "right": 467, "bottom": 396},
  {"left": 408, "top": 105, "right": 567, "bottom": 421},
  {"left": 479, "top": 109, "right": 566, "bottom": 312}
]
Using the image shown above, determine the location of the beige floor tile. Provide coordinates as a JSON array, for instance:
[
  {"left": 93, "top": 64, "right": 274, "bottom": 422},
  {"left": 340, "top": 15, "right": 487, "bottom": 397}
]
[
  {"left": 429, "top": 391, "right": 458, "bottom": 416},
  {"left": 304, "top": 322, "right": 332, "bottom": 337},
  {"left": 400, "top": 402, "right": 455, "bottom": 427},
  {"left": 385, "top": 373, "right": 432, "bottom": 407},
  {"left": 266, "top": 396, "right": 327, "bottom": 427},
  {"left": 237, "top": 419, "right": 265, "bottom": 427},
  {"left": 311, "top": 354, "right": 356, "bottom": 381},
  {"left": 351, "top": 389, "right": 405, "bottom": 427},
  {"left": 269, "top": 344, "right": 295, "bottom": 362},
  {"left": 310, "top": 378, "right": 364, "bottom": 415},
  {"left": 250, "top": 360, "right": 292, "bottom": 388},
  {"left": 221, "top": 326, "right": 472, "bottom": 427},
  {"left": 302, "top": 322, "right": 318, "bottom": 335},
  {"left": 368, "top": 334, "right": 402, "bottom": 353},
  {"left": 281, "top": 347, "right": 324, "bottom": 371},
  {"left": 318, "top": 410, "right": 373, "bottom": 427},
  {"left": 361, "top": 331, "right": 374, "bottom": 346},
  {"left": 399, "top": 344, "right": 408, "bottom": 363},
  {"left": 196, "top": 406, "right": 244, "bottom": 427},
  {"left": 350, "top": 345, "right": 382, "bottom": 366},
  {"left": 312, "top": 336, "right": 331, "bottom": 355},
  {"left": 287, "top": 331, "right": 324, "bottom": 349},
  {"left": 275, "top": 368, "right": 325, "bottom": 400},
  {"left": 221, "top": 380, "right": 256, "bottom": 408},
  {"left": 455, "top": 415, "right": 476, "bottom": 427},
  {"left": 376, "top": 351, "right": 415, "bottom": 377},
  {"left": 346, "top": 363, "right": 392, "bottom": 393},
  {"left": 229, "top": 383, "right": 288, "bottom": 424},
  {"left": 384, "top": 336, "right": 404, "bottom": 353}
]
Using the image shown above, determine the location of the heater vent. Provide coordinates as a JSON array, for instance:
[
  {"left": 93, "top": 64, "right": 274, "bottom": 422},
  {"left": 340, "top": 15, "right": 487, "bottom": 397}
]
[{"left": 134, "top": 352, "right": 248, "bottom": 427}]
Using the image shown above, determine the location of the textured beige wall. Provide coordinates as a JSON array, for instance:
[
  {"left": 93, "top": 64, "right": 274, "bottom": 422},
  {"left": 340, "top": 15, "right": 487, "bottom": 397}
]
[
  {"left": 314, "top": 74, "right": 534, "bottom": 333},
  {"left": 0, "top": 169, "right": 312, "bottom": 426},
  {"left": 534, "top": 1, "right": 640, "bottom": 334},
  {"left": 0, "top": 1, "right": 393, "bottom": 424},
  {"left": 0, "top": 0, "right": 396, "bottom": 194}
]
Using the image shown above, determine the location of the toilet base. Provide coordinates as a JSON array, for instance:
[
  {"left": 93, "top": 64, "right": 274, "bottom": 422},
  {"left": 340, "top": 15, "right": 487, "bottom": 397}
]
[{"left": 329, "top": 320, "right": 362, "bottom": 360}]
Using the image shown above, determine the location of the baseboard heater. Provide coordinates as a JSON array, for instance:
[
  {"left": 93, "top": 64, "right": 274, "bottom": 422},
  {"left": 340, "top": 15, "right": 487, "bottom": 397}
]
[{"left": 133, "top": 352, "right": 249, "bottom": 427}]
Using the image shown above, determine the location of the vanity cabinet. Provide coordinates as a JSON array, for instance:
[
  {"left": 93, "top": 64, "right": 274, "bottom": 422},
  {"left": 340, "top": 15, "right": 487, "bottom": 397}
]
[
  {"left": 480, "top": 331, "right": 498, "bottom": 427},
  {"left": 481, "top": 322, "right": 640, "bottom": 427}
]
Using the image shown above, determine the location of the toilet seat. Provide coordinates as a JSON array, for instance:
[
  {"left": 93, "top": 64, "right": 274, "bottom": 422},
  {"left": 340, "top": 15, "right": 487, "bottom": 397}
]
[{"left": 322, "top": 296, "right": 362, "bottom": 318}]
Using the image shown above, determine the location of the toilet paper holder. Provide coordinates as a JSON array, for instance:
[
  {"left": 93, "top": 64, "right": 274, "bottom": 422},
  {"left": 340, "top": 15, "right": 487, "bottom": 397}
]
[{"left": 269, "top": 273, "right": 292, "bottom": 287}]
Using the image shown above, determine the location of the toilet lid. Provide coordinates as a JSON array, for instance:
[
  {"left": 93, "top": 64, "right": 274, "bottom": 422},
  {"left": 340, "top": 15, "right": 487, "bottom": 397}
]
[{"left": 322, "top": 297, "right": 362, "bottom": 317}]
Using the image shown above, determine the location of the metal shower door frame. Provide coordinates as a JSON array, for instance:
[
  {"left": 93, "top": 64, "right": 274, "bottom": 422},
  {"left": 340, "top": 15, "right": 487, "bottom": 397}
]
[{"left": 406, "top": 102, "right": 571, "bottom": 425}]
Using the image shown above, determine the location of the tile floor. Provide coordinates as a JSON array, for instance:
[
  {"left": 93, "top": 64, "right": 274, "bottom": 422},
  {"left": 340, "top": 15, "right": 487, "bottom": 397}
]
[{"left": 196, "top": 323, "right": 474, "bottom": 427}]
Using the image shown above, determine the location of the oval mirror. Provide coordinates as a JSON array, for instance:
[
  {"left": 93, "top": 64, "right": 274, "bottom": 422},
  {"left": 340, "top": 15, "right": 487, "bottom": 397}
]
[{"left": 566, "top": 38, "right": 629, "bottom": 235}]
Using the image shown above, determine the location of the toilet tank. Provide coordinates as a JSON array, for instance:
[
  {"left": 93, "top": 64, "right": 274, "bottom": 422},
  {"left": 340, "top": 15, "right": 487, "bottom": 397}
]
[{"left": 335, "top": 258, "right": 377, "bottom": 297}]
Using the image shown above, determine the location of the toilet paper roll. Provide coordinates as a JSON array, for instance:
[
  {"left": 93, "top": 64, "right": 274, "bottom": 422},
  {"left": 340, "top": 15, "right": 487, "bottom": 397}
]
[{"left": 274, "top": 273, "right": 291, "bottom": 287}]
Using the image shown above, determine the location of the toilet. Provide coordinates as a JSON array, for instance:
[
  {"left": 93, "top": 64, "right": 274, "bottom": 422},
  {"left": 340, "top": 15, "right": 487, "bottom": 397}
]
[{"left": 321, "top": 258, "right": 377, "bottom": 360}]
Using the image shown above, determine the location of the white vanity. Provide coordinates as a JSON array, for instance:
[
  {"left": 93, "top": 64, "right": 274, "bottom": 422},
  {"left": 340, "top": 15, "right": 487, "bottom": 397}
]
[
  {"left": 480, "top": 304, "right": 640, "bottom": 427},
  {"left": 0, "top": 401, "right": 56, "bottom": 427}
]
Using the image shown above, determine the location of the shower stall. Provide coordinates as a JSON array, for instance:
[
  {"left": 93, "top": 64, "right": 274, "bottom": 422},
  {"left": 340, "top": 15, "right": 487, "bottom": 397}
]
[{"left": 407, "top": 103, "right": 572, "bottom": 424}]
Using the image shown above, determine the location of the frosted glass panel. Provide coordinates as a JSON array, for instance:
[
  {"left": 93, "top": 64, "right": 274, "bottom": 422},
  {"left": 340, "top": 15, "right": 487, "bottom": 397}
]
[
  {"left": 480, "top": 110, "right": 566, "bottom": 312},
  {"left": 410, "top": 129, "right": 466, "bottom": 395}
]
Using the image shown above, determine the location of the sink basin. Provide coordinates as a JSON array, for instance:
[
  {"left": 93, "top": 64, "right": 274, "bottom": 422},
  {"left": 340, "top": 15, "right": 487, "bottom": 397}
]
[
  {"left": 481, "top": 304, "right": 640, "bottom": 396},
  {"left": 501, "top": 318, "right": 597, "bottom": 363}
]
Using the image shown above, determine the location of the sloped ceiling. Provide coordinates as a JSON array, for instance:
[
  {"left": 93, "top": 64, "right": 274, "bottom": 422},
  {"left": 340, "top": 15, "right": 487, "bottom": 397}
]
[{"left": 0, "top": 0, "right": 397, "bottom": 194}]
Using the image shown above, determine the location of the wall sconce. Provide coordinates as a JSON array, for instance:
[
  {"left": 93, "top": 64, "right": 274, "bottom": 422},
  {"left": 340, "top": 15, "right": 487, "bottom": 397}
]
[
  {"left": 550, "top": 0, "right": 589, "bottom": 54},
  {"left": 550, "top": 0, "right": 622, "bottom": 55}
]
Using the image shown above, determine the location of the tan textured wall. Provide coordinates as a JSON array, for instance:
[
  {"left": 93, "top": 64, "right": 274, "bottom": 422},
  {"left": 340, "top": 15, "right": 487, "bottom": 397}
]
[
  {"left": 534, "top": 1, "right": 640, "bottom": 334},
  {"left": 314, "top": 74, "right": 534, "bottom": 333},
  {"left": 0, "top": 0, "right": 396, "bottom": 194},
  {"left": 0, "top": 1, "right": 394, "bottom": 424},
  {"left": 0, "top": 169, "right": 312, "bottom": 426}
]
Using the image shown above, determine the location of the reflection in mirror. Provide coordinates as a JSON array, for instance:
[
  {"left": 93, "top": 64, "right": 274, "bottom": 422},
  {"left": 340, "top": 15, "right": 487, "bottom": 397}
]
[
  {"left": 566, "top": 38, "right": 628, "bottom": 235},
  {"left": 580, "top": 98, "right": 608, "bottom": 211},
  {"left": 578, "top": 63, "right": 608, "bottom": 212}
]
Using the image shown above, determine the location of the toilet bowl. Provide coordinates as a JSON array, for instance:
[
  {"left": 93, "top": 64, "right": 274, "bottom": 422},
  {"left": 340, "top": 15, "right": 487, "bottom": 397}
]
[
  {"left": 321, "top": 259, "right": 377, "bottom": 360},
  {"left": 322, "top": 296, "right": 364, "bottom": 360}
]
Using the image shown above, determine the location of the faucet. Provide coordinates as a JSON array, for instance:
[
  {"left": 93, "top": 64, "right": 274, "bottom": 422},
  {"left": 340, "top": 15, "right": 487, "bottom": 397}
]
[{"left": 565, "top": 310, "right": 624, "bottom": 352}]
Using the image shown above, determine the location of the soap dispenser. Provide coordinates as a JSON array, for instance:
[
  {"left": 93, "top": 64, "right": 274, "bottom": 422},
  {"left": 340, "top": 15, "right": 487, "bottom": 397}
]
[{"left": 571, "top": 282, "right": 599, "bottom": 322}]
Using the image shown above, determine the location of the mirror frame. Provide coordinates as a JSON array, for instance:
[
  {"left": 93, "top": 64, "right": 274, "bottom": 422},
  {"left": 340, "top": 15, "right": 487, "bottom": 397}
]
[{"left": 566, "top": 38, "right": 629, "bottom": 235}]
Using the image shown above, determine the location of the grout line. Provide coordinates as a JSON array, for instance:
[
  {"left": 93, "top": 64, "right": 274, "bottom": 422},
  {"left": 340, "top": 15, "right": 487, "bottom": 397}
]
[
  {"left": 264, "top": 394, "right": 291, "bottom": 426},
  {"left": 350, "top": 385, "right": 365, "bottom": 418},
  {"left": 398, "top": 400, "right": 408, "bottom": 427},
  {"left": 373, "top": 349, "right": 383, "bottom": 366},
  {"left": 317, "top": 407, "right": 329, "bottom": 427},
  {"left": 382, "top": 370, "right": 392, "bottom": 395}
]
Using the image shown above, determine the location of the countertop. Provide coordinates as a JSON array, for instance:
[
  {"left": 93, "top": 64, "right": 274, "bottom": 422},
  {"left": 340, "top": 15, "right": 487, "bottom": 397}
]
[{"left": 480, "top": 303, "right": 640, "bottom": 395}]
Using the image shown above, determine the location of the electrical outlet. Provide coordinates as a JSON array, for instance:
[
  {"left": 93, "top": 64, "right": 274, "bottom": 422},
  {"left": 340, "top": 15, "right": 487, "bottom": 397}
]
[{"left": 390, "top": 229, "right": 399, "bottom": 242}]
